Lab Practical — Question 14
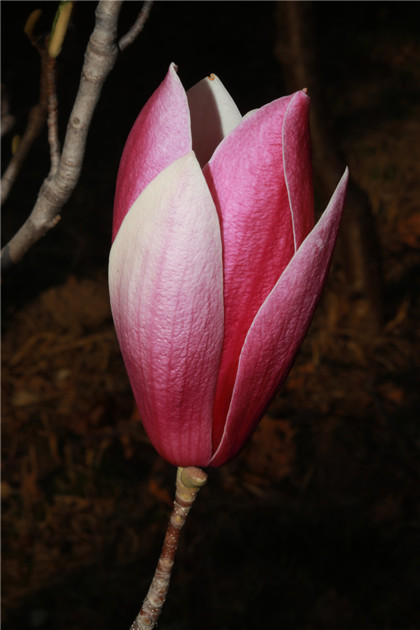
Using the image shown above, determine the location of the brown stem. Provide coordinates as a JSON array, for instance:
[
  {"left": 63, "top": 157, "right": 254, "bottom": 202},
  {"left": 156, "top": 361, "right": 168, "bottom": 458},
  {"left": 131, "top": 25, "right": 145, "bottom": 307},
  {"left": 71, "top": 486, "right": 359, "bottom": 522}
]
[
  {"left": 1, "top": 0, "right": 126, "bottom": 277},
  {"left": 119, "top": 0, "right": 154, "bottom": 52},
  {"left": 47, "top": 56, "right": 60, "bottom": 175},
  {"left": 1, "top": 84, "right": 15, "bottom": 137},
  {"left": 1, "top": 48, "right": 49, "bottom": 206},
  {"left": 130, "top": 466, "right": 208, "bottom": 630}
]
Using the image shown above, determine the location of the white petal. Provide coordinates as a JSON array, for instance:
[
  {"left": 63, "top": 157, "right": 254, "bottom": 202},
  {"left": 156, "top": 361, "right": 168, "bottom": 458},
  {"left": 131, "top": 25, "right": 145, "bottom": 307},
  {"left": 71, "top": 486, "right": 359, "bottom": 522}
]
[{"left": 187, "top": 73, "right": 242, "bottom": 166}]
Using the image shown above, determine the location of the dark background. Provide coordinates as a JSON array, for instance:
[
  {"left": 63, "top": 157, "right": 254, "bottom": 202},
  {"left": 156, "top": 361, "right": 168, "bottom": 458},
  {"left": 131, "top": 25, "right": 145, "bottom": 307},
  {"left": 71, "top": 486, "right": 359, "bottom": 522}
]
[{"left": 2, "top": 2, "right": 420, "bottom": 629}]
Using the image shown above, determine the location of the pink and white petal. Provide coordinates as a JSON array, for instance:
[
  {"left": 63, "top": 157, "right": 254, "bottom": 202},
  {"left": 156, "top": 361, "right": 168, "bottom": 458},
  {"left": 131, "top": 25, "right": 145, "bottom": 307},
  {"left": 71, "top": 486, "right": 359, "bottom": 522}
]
[
  {"left": 187, "top": 73, "right": 242, "bottom": 167},
  {"left": 210, "top": 168, "right": 349, "bottom": 467},
  {"left": 109, "top": 152, "right": 224, "bottom": 467},
  {"left": 112, "top": 63, "right": 192, "bottom": 241},
  {"left": 283, "top": 91, "right": 314, "bottom": 250},
  {"left": 204, "top": 93, "right": 307, "bottom": 448}
]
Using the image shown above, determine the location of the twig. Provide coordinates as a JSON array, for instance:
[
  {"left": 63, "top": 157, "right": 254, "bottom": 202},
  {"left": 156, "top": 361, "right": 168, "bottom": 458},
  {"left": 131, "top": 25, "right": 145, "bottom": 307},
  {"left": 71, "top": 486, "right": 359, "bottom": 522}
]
[
  {"left": 130, "top": 467, "right": 208, "bottom": 630},
  {"left": 119, "top": 0, "right": 154, "bottom": 52},
  {"left": 46, "top": 57, "right": 60, "bottom": 176},
  {"left": 1, "top": 0, "right": 153, "bottom": 278},
  {"left": 1, "top": 0, "right": 123, "bottom": 275},
  {"left": 1, "top": 49, "right": 49, "bottom": 206},
  {"left": 1, "top": 85, "right": 15, "bottom": 137}
]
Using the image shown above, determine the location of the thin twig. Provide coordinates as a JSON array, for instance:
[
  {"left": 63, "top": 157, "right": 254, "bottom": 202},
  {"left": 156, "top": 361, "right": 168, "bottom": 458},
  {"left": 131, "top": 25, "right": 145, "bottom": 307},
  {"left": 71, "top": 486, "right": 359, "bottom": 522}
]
[
  {"left": 1, "top": 0, "right": 123, "bottom": 276},
  {"left": 1, "top": 49, "right": 49, "bottom": 206},
  {"left": 130, "top": 467, "right": 208, "bottom": 630},
  {"left": 1, "top": 85, "right": 15, "bottom": 137},
  {"left": 47, "top": 57, "right": 61, "bottom": 176},
  {"left": 119, "top": 0, "right": 153, "bottom": 52},
  {"left": 1, "top": 0, "right": 152, "bottom": 278}
]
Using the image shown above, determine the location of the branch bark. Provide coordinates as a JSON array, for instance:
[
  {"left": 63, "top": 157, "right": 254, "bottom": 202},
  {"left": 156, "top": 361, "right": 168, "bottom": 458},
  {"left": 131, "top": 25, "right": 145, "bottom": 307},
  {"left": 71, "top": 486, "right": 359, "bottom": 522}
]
[
  {"left": 119, "top": 0, "right": 153, "bottom": 52},
  {"left": 46, "top": 57, "right": 60, "bottom": 176},
  {"left": 130, "top": 467, "right": 208, "bottom": 630},
  {"left": 2, "top": 0, "right": 151, "bottom": 278},
  {"left": 1, "top": 49, "right": 49, "bottom": 206},
  {"left": 1, "top": 0, "right": 123, "bottom": 276},
  {"left": 1, "top": 84, "right": 16, "bottom": 138}
]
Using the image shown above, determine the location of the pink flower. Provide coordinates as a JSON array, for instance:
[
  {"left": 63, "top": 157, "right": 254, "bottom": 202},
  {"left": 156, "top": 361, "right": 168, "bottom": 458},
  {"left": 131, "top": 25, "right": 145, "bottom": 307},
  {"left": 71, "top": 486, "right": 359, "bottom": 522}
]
[{"left": 109, "top": 64, "right": 348, "bottom": 468}]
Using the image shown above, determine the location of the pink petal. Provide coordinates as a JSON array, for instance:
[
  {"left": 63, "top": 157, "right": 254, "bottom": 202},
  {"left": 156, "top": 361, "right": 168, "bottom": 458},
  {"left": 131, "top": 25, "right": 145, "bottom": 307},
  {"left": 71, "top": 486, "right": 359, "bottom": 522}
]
[
  {"left": 204, "top": 91, "right": 313, "bottom": 451},
  {"left": 109, "top": 152, "right": 224, "bottom": 467},
  {"left": 187, "top": 73, "right": 242, "bottom": 167},
  {"left": 283, "top": 91, "right": 314, "bottom": 249},
  {"left": 112, "top": 63, "right": 191, "bottom": 241},
  {"left": 210, "top": 168, "right": 349, "bottom": 466}
]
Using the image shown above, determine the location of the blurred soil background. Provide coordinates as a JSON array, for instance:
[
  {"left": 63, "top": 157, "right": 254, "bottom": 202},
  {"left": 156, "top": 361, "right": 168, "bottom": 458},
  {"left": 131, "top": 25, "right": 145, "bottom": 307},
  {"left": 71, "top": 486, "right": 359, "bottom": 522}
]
[{"left": 2, "top": 2, "right": 420, "bottom": 629}]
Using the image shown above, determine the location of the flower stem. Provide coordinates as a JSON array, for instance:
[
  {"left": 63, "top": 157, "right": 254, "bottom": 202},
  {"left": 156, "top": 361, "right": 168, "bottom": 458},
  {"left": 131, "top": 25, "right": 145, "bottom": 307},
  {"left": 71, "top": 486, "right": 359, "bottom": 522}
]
[{"left": 130, "top": 466, "right": 208, "bottom": 630}]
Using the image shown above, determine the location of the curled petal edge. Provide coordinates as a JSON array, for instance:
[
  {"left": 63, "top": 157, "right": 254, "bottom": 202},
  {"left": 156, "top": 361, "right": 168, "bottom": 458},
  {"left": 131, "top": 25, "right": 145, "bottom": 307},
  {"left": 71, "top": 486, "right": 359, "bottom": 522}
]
[{"left": 210, "top": 168, "right": 349, "bottom": 467}]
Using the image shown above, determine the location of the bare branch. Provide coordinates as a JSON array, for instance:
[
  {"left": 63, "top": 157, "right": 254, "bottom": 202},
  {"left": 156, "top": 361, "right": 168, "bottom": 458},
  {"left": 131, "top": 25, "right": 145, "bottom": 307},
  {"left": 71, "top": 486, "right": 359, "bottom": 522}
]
[
  {"left": 47, "top": 57, "right": 61, "bottom": 176},
  {"left": 1, "top": 0, "right": 125, "bottom": 277},
  {"left": 130, "top": 467, "right": 207, "bottom": 630},
  {"left": 1, "top": 85, "right": 16, "bottom": 137},
  {"left": 1, "top": 50, "right": 49, "bottom": 206},
  {"left": 119, "top": 0, "right": 153, "bottom": 52}
]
